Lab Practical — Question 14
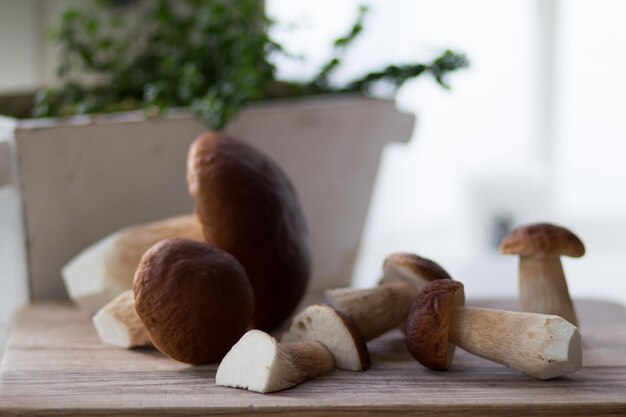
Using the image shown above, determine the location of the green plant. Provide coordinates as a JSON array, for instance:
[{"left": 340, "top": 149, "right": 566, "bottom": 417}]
[{"left": 34, "top": 0, "right": 469, "bottom": 130}]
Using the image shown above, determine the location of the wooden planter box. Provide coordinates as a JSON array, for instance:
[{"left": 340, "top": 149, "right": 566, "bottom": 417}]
[{"left": 0, "top": 95, "right": 414, "bottom": 305}]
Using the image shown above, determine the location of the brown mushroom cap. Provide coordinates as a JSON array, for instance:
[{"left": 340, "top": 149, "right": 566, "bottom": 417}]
[
  {"left": 406, "top": 280, "right": 465, "bottom": 371},
  {"left": 500, "top": 223, "right": 585, "bottom": 258},
  {"left": 134, "top": 238, "right": 253, "bottom": 365},
  {"left": 383, "top": 253, "right": 452, "bottom": 283},
  {"left": 187, "top": 132, "right": 311, "bottom": 330}
]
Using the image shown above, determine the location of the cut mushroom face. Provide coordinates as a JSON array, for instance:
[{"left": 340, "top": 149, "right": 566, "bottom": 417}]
[
  {"left": 406, "top": 280, "right": 582, "bottom": 380},
  {"left": 281, "top": 304, "right": 370, "bottom": 371},
  {"left": 325, "top": 282, "right": 418, "bottom": 341},
  {"left": 92, "top": 290, "right": 151, "bottom": 348},
  {"left": 500, "top": 223, "right": 585, "bottom": 326},
  {"left": 216, "top": 330, "right": 334, "bottom": 393}
]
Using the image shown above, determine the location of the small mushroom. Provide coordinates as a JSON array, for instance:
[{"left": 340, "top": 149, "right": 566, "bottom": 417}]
[
  {"left": 216, "top": 330, "right": 334, "bottom": 393},
  {"left": 134, "top": 238, "right": 253, "bottom": 365},
  {"left": 281, "top": 304, "right": 370, "bottom": 371},
  {"left": 500, "top": 223, "right": 585, "bottom": 326},
  {"left": 92, "top": 290, "right": 151, "bottom": 348},
  {"left": 325, "top": 253, "right": 451, "bottom": 340},
  {"left": 406, "top": 280, "right": 582, "bottom": 380}
]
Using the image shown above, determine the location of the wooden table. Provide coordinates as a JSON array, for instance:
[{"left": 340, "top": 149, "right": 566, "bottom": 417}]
[{"left": 1, "top": 299, "right": 625, "bottom": 416}]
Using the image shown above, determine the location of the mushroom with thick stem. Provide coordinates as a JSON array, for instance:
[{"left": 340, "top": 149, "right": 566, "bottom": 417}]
[
  {"left": 500, "top": 223, "right": 585, "bottom": 326},
  {"left": 216, "top": 330, "right": 335, "bottom": 393},
  {"left": 92, "top": 289, "right": 151, "bottom": 348},
  {"left": 325, "top": 253, "right": 451, "bottom": 340},
  {"left": 281, "top": 304, "right": 370, "bottom": 371},
  {"left": 406, "top": 280, "right": 582, "bottom": 380}
]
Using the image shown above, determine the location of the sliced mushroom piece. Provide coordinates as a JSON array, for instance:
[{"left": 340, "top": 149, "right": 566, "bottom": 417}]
[
  {"left": 406, "top": 280, "right": 582, "bottom": 380},
  {"left": 500, "top": 223, "right": 585, "bottom": 326},
  {"left": 92, "top": 290, "right": 151, "bottom": 348},
  {"left": 216, "top": 330, "right": 334, "bottom": 393},
  {"left": 281, "top": 304, "right": 370, "bottom": 371}
]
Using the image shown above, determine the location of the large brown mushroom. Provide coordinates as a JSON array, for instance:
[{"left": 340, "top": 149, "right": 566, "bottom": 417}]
[
  {"left": 134, "top": 238, "right": 253, "bottom": 365},
  {"left": 500, "top": 223, "right": 584, "bottom": 326},
  {"left": 187, "top": 132, "right": 310, "bottom": 330},
  {"left": 406, "top": 280, "right": 582, "bottom": 380}
]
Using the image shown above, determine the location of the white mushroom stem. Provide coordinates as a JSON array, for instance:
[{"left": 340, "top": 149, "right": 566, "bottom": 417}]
[
  {"left": 448, "top": 307, "right": 582, "bottom": 380},
  {"left": 325, "top": 282, "right": 417, "bottom": 341},
  {"left": 92, "top": 290, "right": 151, "bottom": 348},
  {"left": 216, "top": 330, "right": 334, "bottom": 393},
  {"left": 519, "top": 255, "right": 578, "bottom": 326}
]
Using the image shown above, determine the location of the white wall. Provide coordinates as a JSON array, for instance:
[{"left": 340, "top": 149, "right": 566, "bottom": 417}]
[
  {"left": 269, "top": 0, "right": 626, "bottom": 305},
  {"left": 0, "top": 0, "right": 41, "bottom": 93},
  {"left": 0, "top": 0, "right": 103, "bottom": 94}
]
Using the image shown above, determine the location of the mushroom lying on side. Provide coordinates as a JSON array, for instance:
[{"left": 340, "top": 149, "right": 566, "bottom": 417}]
[
  {"left": 134, "top": 238, "right": 253, "bottom": 365},
  {"left": 92, "top": 289, "right": 151, "bottom": 349},
  {"left": 62, "top": 215, "right": 203, "bottom": 314},
  {"left": 406, "top": 280, "right": 582, "bottom": 380},
  {"left": 281, "top": 304, "right": 370, "bottom": 371},
  {"left": 500, "top": 223, "right": 585, "bottom": 326},
  {"left": 325, "top": 253, "right": 451, "bottom": 340},
  {"left": 216, "top": 330, "right": 334, "bottom": 393}
]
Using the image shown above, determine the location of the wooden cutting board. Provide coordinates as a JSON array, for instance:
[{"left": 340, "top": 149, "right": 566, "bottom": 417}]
[{"left": 1, "top": 299, "right": 625, "bottom": 416}]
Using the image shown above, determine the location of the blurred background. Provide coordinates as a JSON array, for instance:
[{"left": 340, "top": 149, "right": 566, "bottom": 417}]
[{"left": 1, "top": 0, "right": 626, "bottom": 350}]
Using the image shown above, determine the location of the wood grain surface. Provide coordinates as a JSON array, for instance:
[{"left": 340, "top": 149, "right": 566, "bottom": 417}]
[{"left": 1, "top": 299, "right": 625, "bottom": 416}]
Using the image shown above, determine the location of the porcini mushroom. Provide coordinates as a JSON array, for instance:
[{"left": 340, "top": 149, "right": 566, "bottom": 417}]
[
  {"left": 216, "top": 330, "right": 335, "bottom": 393},
  {"left": 406, "top": 280, "right": 582, "bottom": 380},
  {"left": 92, "top": 290, "right": 151, "bottom": 348},
  {"left": 325, "top": 282, "right": 418, "bottom": 341},
  {"left": 62, "top": 215, "right": 203, "bottom": 314},
  {"left": 134, "top": 238, "right": 253, "bottom": 365},
  {"left": 325, "top": 253, "right": 451, "bottom": 340},
  {"left": 187, "top": 132, "right": 310, "bottom": 331},
  {"left": 281, "top": 304, "right": 370, "bottom": 371},
  {"left": 500, "top": 223, "right": 585, "bottom": 326}
]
